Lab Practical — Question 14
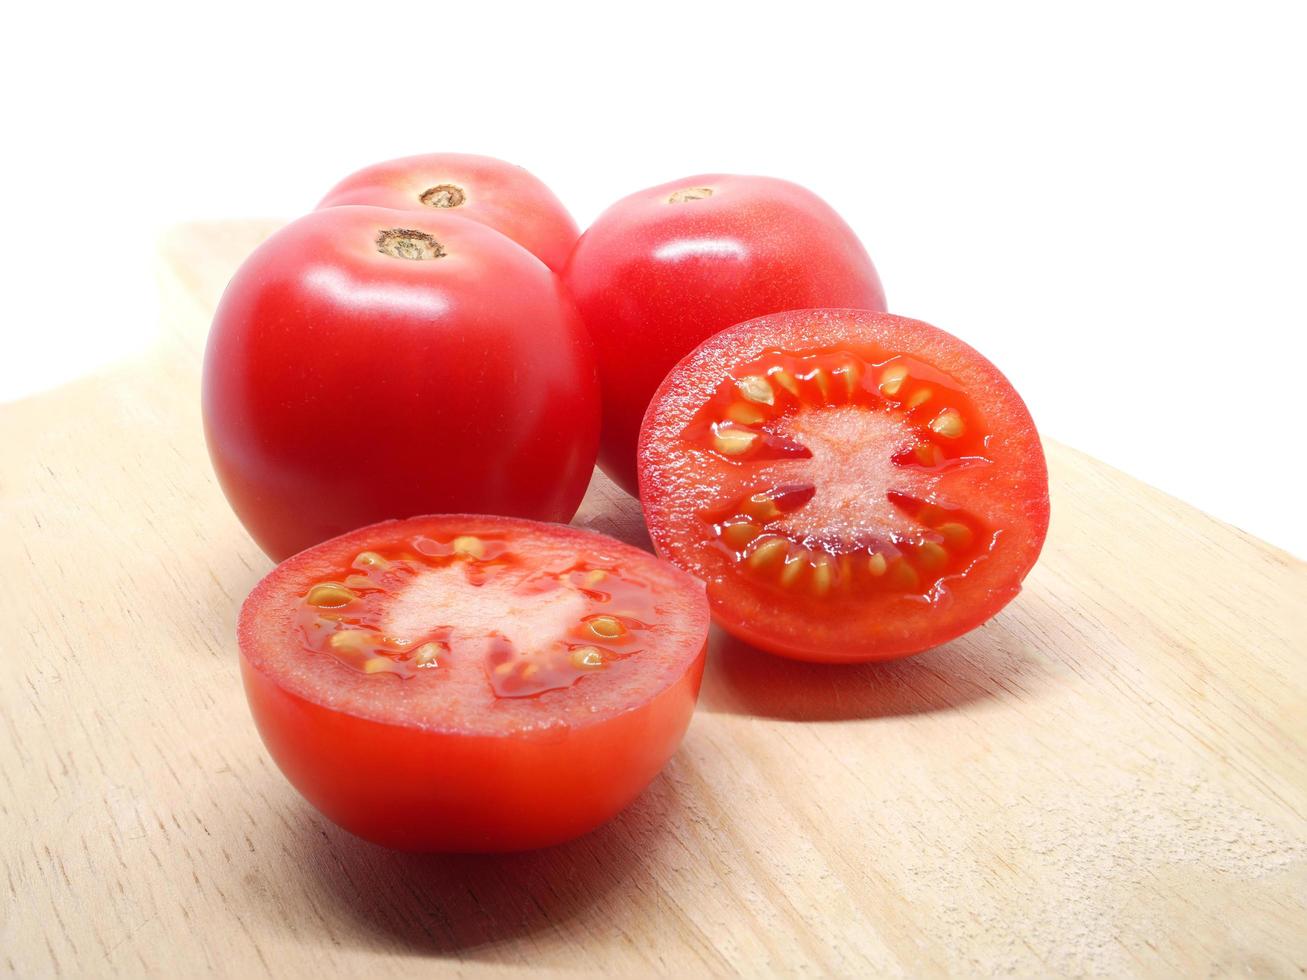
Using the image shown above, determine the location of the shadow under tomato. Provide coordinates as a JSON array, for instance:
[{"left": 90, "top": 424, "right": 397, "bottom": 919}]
[
  {"left": 697, "top": 608, "right": 1051, "bottom": 722},
  {"left": 248, "top": 761, "right": 691, "bottom": 963}
]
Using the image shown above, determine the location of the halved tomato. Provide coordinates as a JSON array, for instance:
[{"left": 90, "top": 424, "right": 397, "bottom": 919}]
[
  {"left": 239, "top": 515, "right": 709, "bottom": 852},
  {"left": 638, "top": 309, "right": 1049, "bottom": 663}
]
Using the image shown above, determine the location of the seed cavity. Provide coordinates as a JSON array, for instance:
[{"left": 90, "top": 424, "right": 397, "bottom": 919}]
[
  {"left": 376, "top": 228, "right": 446, "bottom": 260},
  {"left": 353, "top": 551, "right": 390, "bottom": 570},
  {"left": 419, "top": 183, "right": 466, "bottom": 208},
  {"left": 668, "top": 187, "right": 714, "bottom": 203}
]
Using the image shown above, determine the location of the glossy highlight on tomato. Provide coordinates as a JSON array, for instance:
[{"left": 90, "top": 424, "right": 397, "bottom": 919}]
[
  {"left": 638, "top": 310, "right": 1050, "bottom": 663},
  {"left": 317, "top": 153, "right": 579, "bottom": 272},
  {"left": 564, "top": 174, "right": 887, "bottom": 495},
  {"left": 239, "top": 515, "right": 710, "bottom": 852},
  {"left": 203, "top": 206, "right": 599, "bottom": 561}
]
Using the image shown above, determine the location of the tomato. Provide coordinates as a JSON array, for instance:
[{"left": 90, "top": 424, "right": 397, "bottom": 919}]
[
  {"left": 563, "top": 174, "right": 887, "bottom": 495},
  {"left": 317, "top": 153, "right": 579, "bottom": 273},
  {"left": 238, "top": 515, "right": 709, "bottom": 852},
  {"left": 203, "top": 206, "right": 599, "bottom": 561},
  {"left": 638, "top": 309, "right": 1049, "bottom": 663}
]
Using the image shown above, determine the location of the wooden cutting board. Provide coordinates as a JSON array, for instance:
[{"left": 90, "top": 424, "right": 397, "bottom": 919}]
[{"left": 3, "top": 221, "right": 1304, "bottom": 978}]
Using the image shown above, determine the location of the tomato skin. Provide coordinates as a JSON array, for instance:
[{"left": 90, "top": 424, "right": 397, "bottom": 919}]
[
  {"left": 203, "top": 206, "right": 599, "bottom": 561},
  {"left": 564, "top": 174, "right": 887, "bottom": 495},
  {"left": 238, "top": 515, "right": 709, "bottom": 852},
  {"left": 638, "top": 309, "right": 1050, "bottom": 664},
  {"left": 240, "top": 653, "right": 704, "bottom": 852},
  {"left": 317, "top": 153, "right": 579, "bottom": 273}
]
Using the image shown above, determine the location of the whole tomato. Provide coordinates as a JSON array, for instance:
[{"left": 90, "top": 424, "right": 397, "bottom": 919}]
[
  {"left": 564, "top": 174, "right": 887, "bottom": 495},
  {"left": 317, "top": 153, "right": 579, "bottom": 273},
  {"left": 203, "top": 206, "right": 599, "bottom": 561}
]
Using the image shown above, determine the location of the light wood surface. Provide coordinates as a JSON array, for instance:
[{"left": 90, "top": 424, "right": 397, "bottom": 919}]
[{"left": 3, "top": 221, "right": 1305, "bottom": 978}]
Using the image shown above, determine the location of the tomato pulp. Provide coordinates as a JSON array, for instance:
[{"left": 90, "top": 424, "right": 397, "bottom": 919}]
[
  {"left": 639, "top": 310, "right": 1049, "bottom": 663},
  {"left": 317, "top": 153, "right": 579, "bottom": 273},
  {"left": 564, "top": 174, "right": 887, "bottom": 496},
  {"left": 203, "top": 206, "right": 599, "bottom": 561},
  {"left": 239, "top": 515, "right": 710, "bottom": 852}
]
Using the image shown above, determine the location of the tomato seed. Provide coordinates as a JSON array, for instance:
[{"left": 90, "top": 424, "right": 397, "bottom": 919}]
[
  {"left": 748, "top": 537, "right": 789, "bottom": 569},
  {"left": 712, "top": 426, "right": 759, "bottom": 456},
  {"left": 928, "top": 408, "right": 965, "bottom": 439},
  {"left": 879, "top": 364, "right": 909, "bottom": 396},
  {"left": 570, "top": 647, "right": 606, "bottom": 670},
  {"left": 451, "top": 536, "right": 486, "bottom": 559},
  {"left": 736, "top": 375, "right": 775, "bottom": 405},
  {"left": 306, "top": 583, "right": 357, "bottom": 608},
  {"left": 587, "top": 616, "right": 626, "bottom": 639}
]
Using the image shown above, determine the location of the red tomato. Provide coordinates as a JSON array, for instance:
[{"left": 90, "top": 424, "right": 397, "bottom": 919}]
[
  {"left": 317, "top": 153, "right": 579, "bottom": 273},
  {"left": 239, "top": 515, "right": 709, "bottom": 852},
  {"left": 639, "top": 309, "right": 1049, "bottom": 663},
  {"left": 564, "top": 175, "right": 887, "bottom": 495},
  {"left": 203, "top": 206, "right": 599, "bottom": 561}
]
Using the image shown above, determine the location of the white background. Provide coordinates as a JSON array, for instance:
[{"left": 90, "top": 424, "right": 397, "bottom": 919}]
[{"left": 4, "top": 1, "right": 1305, "bottom": 556}]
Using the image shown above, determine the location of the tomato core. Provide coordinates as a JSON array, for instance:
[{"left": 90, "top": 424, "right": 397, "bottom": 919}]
[
  {"left": 419, "top": 183, "right": 466, "bottom": 208},
  {"left": 373, "top": 227, "right": 446, "bottom": 260}
]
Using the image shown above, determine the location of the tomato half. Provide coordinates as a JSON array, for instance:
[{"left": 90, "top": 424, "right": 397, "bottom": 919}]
[
  {"left": 564, "top": 174, "right": 887, "bottom": 495},
  {"left": 638, "top": 310, "right": 1049, "bottom": 663},
  {"left": 317, "top": 153, "right": 579, "bottom": 273},
  {"left": 203, "top": 206, "right": 599, "bottom": 561},
  {"left": 239, "top": 515, "right": 709, "bottom": 852}
]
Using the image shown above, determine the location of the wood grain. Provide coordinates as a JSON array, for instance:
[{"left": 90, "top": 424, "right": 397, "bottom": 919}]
[{"left": 2, "top": 220, "right": 1304, "bottom": 977}]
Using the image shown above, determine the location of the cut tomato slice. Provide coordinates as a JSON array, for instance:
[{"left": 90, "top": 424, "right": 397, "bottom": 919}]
[
  {"left": 238, "top": 515, "right": 709, "bottom": 852},
  {"left": 638, "top": 309, "right": 1049, "bottom": 663}
]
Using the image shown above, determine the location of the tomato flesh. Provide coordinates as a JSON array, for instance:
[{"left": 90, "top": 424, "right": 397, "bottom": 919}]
[
  {"left": 239, "top": 515, "right": 709, "bottom": 852},
  {"left": 638, "top": 310, "right": 1049, "bottom": 663},
  {"left": 317, "top": 152, "right": 580, "bottom": 272}
]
